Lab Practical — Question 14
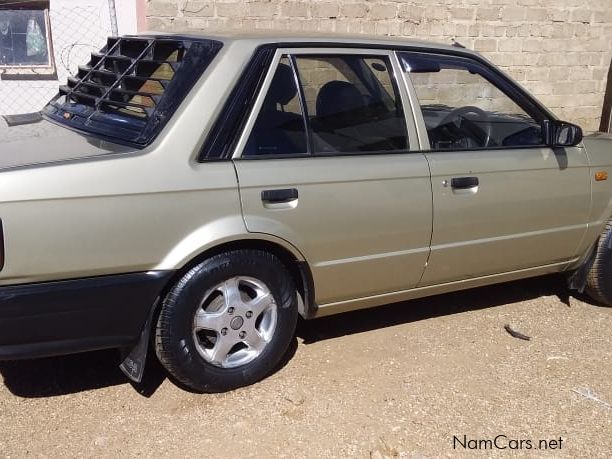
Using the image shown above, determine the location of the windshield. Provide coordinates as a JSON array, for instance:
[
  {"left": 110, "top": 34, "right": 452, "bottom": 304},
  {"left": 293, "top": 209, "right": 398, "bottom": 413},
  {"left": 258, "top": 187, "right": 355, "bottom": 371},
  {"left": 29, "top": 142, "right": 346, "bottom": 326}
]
[{"left": 42, "top": 35, "right": 222, "bottom": 147}]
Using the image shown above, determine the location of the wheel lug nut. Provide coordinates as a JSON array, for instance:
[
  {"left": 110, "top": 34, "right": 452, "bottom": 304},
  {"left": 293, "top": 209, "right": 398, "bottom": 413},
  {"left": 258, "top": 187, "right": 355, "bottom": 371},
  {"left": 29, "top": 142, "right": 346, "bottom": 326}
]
[
  {"left": 246, "top": 311, "right": 253, "bottom": 318},
  {"left": 239, "top": 331, "right": 246, "bottom": 339},
  {"left": 228, "top": 307, "right": 234, "bottom": 315},
  {"left": 221, "top": 327, "right": 228, "bottom": 336}
]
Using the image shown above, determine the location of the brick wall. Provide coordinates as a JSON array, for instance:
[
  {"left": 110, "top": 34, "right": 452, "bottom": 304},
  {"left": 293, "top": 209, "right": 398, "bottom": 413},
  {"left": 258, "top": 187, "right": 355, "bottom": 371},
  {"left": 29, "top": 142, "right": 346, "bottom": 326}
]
[{"left": 146, "top": 0, "right": 612, "bottom": 131}]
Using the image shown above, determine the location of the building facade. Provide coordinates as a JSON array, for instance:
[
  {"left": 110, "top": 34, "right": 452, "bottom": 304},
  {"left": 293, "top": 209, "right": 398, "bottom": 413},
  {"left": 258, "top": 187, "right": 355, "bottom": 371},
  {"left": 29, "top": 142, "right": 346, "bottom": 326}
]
[
  {"left": 146, "top": 0, "right": 612, "bottom": 132},
  {"left": 0, "top": 0, "right": 143, "bottom": 116}
]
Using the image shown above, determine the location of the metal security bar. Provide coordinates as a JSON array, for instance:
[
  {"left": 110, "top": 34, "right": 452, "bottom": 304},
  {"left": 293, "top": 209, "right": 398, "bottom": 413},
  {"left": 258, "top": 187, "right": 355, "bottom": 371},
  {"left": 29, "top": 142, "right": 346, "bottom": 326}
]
[{"left": 43, "top": 35, "right": 222, "bottom": 146}]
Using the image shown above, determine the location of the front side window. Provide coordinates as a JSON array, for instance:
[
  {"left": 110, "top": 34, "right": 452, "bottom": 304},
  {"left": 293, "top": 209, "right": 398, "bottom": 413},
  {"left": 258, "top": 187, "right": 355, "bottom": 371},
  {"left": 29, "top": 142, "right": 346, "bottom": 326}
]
[
  {"left": 400, "top": 52, "right": 544, "bottom": 151},
  {"left": 244, "top": 53, "right": 409, "bottom": 157}
]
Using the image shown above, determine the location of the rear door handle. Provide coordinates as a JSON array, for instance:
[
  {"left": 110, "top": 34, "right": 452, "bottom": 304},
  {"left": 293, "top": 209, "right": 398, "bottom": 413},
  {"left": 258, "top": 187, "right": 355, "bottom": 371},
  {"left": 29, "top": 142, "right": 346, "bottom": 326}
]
[
  {"left": 451, "top": 177, "right": 479, "bottom": 189},
  {"left": 261, "top": 188, "right": 298, "bottom": 203}
]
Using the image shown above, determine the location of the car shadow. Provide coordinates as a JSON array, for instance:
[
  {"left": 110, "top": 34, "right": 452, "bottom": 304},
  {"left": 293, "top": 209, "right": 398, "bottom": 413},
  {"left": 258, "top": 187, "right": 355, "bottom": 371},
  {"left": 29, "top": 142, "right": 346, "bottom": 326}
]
[
  {"left": 0, "top": 336, "right": 300, "bottom": 399},
  {"left": 297, "top": 274, "right": 571, "bottom": 344},
  {"left": 0, "top": 349, "right": 127, "bottom": 398},
  {"left": 0, "top": 274, "right": 573, "bottom": 399}
]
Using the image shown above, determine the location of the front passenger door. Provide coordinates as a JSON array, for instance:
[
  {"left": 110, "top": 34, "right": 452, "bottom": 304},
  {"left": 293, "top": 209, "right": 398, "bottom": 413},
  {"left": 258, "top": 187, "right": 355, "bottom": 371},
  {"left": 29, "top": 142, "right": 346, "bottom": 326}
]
[
  {"left": 234, "top": 50, "right": 433, "bottom": 306},
  {"left": 399, "top": 51, "right": 590, "bottom": 286}
]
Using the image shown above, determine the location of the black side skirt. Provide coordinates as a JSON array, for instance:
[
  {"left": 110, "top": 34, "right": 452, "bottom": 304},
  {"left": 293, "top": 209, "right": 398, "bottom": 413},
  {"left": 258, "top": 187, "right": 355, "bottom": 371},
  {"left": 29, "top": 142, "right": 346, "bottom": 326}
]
[{"left": 0, "top": 271, "right": 173, "bottom": 360}]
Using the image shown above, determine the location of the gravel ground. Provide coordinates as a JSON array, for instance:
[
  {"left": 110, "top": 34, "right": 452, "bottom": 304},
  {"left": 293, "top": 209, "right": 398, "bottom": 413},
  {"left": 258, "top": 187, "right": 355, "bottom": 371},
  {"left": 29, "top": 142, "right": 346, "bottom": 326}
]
[{"left": 0, "top": 274, "right": 610, "bottom": 458}]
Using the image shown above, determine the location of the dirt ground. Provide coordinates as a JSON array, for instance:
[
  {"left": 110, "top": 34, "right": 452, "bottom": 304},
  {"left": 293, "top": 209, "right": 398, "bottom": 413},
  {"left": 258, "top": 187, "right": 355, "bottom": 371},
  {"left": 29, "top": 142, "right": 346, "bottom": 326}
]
[{"left": 0, "top": 274, "right": 610, "bottom": 458}]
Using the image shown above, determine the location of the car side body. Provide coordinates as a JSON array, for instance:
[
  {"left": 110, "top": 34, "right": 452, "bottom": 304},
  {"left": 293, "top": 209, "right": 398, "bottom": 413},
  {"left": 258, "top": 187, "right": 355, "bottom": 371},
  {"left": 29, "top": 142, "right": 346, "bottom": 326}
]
[{"left": 0, "top": 32, "right": 611, "bottom": 389}]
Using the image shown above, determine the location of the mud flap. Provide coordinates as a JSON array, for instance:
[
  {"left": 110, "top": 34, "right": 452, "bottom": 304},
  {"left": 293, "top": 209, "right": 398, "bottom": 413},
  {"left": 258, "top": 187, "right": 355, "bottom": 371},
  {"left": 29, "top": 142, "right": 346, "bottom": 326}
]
[
  {"left": 567, "top": 248, "right": 596, "bottom": 293},
  {"left": 119, "top": 300, "right": 157, "bottom": 383}
]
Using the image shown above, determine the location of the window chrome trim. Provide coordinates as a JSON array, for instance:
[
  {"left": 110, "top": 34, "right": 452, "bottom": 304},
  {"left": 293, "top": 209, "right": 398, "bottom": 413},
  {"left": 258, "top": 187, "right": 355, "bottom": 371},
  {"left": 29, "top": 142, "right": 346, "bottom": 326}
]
[
  {"left": 232, "top": 47, "right": 420, "bottom": 159},
  {"left": 390, "top": 51, "right": 422, "bottom": 151},
  {"left": 394, "top": 51, "right": 431, "bottom": 151}
]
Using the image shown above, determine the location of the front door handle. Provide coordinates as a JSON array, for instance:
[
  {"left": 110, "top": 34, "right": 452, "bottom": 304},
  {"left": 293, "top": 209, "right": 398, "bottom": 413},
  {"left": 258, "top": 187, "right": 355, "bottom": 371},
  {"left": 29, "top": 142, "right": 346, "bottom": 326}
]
[{"left": 451, "top": 176, "right": 479, "bottom": 189}]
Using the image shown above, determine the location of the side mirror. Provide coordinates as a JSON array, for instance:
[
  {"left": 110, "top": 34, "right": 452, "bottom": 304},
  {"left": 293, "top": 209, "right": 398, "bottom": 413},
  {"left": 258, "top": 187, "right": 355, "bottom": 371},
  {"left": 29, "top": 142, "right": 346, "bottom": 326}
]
[{"left": 543, "top": 120, "right": 583, "bottom": 147}]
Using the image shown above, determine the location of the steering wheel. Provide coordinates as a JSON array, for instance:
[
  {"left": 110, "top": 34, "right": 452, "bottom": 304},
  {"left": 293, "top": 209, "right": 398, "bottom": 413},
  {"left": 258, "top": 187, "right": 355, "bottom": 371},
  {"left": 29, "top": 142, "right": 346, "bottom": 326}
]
[{"left": 439, "top": 106, "right": 492, "bottom": 148}]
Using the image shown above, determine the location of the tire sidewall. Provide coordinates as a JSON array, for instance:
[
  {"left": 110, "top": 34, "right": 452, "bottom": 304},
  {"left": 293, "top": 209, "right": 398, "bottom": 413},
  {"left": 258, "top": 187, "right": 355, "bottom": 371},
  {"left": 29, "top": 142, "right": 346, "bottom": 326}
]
[
  {"left": 588, "top": 224, "right": 612, "bottom": 304},
  {"left": 158, "top": 251, "right": 297, "bottom": 392}
]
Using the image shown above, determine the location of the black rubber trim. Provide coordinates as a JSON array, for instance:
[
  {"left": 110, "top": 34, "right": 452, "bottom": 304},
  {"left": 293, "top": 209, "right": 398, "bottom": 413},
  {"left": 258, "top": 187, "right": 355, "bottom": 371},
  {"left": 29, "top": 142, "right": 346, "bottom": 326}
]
[
  {"left": 0, "top": 337, "right": 134, "bottom": 361},
  {"left": 0, "top": 220, "right": 4, "bottom": 272},
  {"left": 297, "top": 260, "right": 317, "bottom": 319},
  {"left": 198, "top": 45, "right": 275, "bottom": 160},
  {"left": 0, "top": 270, "right": 173, "bottom": 360}
]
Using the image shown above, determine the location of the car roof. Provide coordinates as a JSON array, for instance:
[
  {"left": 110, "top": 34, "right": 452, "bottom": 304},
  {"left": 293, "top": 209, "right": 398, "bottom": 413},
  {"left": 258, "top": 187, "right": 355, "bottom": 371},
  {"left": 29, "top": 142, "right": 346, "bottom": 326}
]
[{"left": 138, "top": 29, "right": 479, "bottom": 57}]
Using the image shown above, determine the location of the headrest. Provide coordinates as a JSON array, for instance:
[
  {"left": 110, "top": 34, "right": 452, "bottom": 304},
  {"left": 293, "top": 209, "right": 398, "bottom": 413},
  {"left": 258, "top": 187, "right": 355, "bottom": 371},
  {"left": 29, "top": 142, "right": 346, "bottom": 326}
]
[
  {"left": 316, "top": 81, "right": 366, "bottom": 118},
  {"left": 268, "top": 63, "right": 297, "bottom": 106}
]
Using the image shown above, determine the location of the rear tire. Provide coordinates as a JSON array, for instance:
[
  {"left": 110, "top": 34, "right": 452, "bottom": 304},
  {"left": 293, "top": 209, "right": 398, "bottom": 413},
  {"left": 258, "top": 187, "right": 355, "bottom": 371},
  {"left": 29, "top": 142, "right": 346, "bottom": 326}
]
[
  {"left": 586, "top": 220, "right": 612, "bottom": 306},
  {"left": 155, "top": 250, "right": 298, "bottom": 392}
]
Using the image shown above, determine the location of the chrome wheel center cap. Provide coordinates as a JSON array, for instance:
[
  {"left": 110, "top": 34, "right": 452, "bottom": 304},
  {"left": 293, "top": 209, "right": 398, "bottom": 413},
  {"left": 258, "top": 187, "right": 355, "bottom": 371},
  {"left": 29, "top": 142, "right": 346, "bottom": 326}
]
[{"left": 230, "top": 316, "right": 244, "bottom": 330}]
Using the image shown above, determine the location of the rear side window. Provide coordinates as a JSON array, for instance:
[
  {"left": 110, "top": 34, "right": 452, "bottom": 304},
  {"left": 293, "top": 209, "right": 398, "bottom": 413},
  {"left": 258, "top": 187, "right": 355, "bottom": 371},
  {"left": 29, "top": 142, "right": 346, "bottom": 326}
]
[
  {"left": 400, "top": 52, "right": 545, "bottom": 151},
  {"left": 43, "top": 36, "right": 222, "bottom": 147},
  {"left": 243, "top": 57, "right": 308, "bottom": 157},
  {"left": 244, "top": 53, "right": 408, "bottom": 157}
]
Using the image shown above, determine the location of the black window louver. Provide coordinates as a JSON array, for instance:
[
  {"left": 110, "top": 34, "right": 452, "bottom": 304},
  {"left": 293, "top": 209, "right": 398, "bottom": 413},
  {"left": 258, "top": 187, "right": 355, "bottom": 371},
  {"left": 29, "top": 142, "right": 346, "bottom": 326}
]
[{"left": 42, "top": 36, "right": 223, "bottom": 146}]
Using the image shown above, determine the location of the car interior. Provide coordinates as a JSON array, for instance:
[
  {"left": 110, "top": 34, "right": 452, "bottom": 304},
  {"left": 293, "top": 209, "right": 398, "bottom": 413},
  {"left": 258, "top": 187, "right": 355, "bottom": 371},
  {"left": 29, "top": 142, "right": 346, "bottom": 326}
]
[
  {"left": 401, "top": 53, "right": 545, "bottom": 150},
  {"left": 245, "top": 56, "right": 408, "bottom": 156},
  {"left": 244, "top": 62, "right": 309, "bottom": 156},
  {"left": 245, "top": 52, "right": 545, "bottom": 157},
  {"left": 307, "top": 56, "right": 408, "bottom": 153}
]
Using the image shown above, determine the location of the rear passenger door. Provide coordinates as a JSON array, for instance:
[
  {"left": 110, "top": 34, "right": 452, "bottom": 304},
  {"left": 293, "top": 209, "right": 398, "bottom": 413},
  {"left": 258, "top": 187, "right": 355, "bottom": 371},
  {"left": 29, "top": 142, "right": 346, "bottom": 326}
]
[{"left": 233, "top": 49, "right": 433, "bottom": 306}]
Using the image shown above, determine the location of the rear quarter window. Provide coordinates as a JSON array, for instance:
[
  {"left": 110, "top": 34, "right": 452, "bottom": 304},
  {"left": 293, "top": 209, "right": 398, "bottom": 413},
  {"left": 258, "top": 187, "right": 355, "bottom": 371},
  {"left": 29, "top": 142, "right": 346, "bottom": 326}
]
[{"left": 43, "top": 36, "right": 222, "bottom": 147}]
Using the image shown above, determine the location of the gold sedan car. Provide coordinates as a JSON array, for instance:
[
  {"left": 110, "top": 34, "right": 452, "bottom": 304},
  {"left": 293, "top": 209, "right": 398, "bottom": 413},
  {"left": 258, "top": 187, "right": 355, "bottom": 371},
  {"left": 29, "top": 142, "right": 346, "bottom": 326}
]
[{"left": 0, "top": 32, "right": 609, "bottom": 392}]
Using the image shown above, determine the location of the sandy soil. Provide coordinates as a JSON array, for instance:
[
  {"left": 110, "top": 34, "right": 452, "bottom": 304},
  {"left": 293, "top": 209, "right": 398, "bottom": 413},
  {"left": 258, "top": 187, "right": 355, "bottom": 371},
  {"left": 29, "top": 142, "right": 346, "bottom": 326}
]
[{"left": 0, "top": 275, "right": 610, "bottom": 458}]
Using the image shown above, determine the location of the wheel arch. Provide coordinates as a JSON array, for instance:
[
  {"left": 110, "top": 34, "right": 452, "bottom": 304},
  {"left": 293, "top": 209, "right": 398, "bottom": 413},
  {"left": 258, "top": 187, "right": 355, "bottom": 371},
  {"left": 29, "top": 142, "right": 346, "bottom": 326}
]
[
  {"left": 157, "top": 236, "right": 316, "bottom": 319},
  {"left": 119, "top": 232, "right": 316, "bottom": 382}
]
